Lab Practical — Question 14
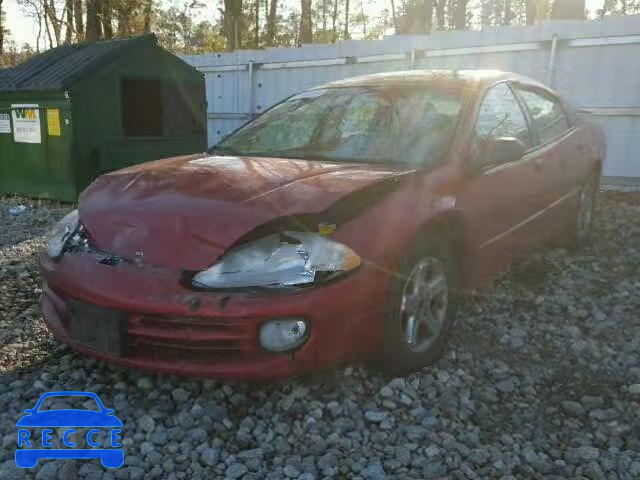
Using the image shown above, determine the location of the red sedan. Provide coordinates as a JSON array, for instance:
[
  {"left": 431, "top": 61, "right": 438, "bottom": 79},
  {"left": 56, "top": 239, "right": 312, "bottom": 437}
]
[{"left": 40, "top": 70, "right": 605, "bottom": 379}]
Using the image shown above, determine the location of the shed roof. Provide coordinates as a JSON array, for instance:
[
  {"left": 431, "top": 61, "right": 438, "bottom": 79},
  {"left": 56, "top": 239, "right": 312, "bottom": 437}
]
[{"left": 0, "top": 34, "right": 157, "bottom": 92}]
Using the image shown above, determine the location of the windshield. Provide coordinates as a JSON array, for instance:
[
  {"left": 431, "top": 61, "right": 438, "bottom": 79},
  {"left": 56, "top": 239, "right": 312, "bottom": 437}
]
[{"left": 217, "top": 86, "right": 462, "bottom": 166}]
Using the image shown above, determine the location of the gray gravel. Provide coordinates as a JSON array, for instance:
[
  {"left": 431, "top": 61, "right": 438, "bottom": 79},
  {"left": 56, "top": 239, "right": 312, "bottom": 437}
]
[{"left": 1, "top": 192, "right": 639, "bottom": 480}]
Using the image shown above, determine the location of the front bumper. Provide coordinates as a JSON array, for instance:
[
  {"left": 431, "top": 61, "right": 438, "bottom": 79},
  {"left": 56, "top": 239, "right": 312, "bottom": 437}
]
[{"left": 39, "top": 253, "right": 389, "bottom": 379}]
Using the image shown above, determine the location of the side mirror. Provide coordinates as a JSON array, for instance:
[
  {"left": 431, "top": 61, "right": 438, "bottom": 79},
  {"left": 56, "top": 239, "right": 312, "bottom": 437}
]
[{"left": 482, "top": 137, "right": 527, "bottom": 167}]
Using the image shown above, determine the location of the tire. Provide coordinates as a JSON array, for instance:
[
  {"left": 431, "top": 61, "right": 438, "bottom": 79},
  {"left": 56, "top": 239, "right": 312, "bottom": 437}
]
[
  {"left": 376, "top": 235, "right": 457, "bottom": 376},
  {"left": 570, "top": 174, "right": 599, "bottom": 249}
]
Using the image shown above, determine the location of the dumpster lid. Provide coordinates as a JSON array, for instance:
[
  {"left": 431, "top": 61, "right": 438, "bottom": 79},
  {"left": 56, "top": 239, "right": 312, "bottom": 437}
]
[{"left": 0, "top": 34, "right": 158, "bottom": 92}]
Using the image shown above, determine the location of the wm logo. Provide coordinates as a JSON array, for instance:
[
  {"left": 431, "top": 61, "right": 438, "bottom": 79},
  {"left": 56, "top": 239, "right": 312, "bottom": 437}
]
[{"left": 14, "top": 109, "right": 38, "bottom": 121}]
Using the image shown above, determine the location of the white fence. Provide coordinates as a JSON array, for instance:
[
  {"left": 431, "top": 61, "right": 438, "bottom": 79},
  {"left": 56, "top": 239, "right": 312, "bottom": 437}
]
[{"left": 183, "top": 14, "right": 640, "bottom": 184}]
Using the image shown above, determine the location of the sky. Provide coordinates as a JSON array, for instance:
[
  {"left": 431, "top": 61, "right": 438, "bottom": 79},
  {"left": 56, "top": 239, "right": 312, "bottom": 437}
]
[{"left": 4, "top": 0, "right": 606, "bottom": 50}]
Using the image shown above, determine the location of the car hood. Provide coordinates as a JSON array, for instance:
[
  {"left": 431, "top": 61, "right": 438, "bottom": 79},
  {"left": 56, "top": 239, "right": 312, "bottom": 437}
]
[
  {"left": 79, "top": 154, "right": 415, "bottom": 270},
  {"left": 16, "top": 410, "right": 123, "bottom": 428}
]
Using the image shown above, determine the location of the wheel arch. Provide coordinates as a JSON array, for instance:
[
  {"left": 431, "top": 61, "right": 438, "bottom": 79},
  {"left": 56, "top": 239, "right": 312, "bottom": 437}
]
[{"left": 411, "top": 210, "right": 468, "bottom": 288}]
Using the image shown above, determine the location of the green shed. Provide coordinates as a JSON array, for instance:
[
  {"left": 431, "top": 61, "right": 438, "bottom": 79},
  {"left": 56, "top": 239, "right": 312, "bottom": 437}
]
[{"left": 0, "top": 34, "right": 206, "bottom": 201}]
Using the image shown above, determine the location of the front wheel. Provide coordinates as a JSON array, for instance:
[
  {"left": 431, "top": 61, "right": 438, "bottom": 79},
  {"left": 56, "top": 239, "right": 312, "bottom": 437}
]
[{"left": 376, "top": 237, "right": 456, "bottom": 376}]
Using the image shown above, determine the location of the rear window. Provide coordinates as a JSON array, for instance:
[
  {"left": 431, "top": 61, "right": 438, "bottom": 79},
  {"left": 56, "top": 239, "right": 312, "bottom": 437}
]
[{"left": 515, "top": 88, "right": 570, "bottom": 144}]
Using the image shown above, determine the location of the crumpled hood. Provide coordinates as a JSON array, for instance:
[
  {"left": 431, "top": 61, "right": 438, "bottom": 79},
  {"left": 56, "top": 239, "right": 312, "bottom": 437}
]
[{"left": 79, "top": 154, "right": 414, "bottom": 270}]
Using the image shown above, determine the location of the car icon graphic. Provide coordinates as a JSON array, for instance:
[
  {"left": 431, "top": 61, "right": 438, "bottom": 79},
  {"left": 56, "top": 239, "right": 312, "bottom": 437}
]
[{"left": 16, "top": 391, "right": 124, "bottom": 468}]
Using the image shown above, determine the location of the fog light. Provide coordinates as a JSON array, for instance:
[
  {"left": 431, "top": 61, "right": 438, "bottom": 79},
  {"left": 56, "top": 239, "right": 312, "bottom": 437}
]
[{"left": 259, "top": 318, "right": 308, "bottom": 352}]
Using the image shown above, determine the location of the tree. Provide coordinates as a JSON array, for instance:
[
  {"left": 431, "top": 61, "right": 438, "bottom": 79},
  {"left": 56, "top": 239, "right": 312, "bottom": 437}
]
[
  {"left": 74, "top": 0, "right": 83, "bottom": 41},
  {"left": 598, "top": 0, "right": 640, "bottom": 17},
  {"left": 332, "top": 0, "right": 339, "bottom": 40},
  {"left": 390, "top": 0, "right": 398, "bottom": 33},
  {"left": 86, "top": 0, "right": 102, "bottom": 42},
  {"left": 143, "top": 0, "right": 153, "bottom": 33},
  {"left": 423, "top": 0, "right": 434, "bottom": 33},
  {"left": 434, "top": 0, "right": 445, "bottom": 29},
  {"left": 453, "top": 0, "right": 467, "bottom": 29},
  {"left": 253, "top": 0, "right": 259, "bottom": 47},
  {"left": 103, "top": 0, "right": 114, "bottom": 39},
  {"left": 343, "top": 0, "right": 349, "bottom": 38},
  {"left": 223, "top": 0, "right": 243, "bottom": 50},
  {"left": 64, "top": 0, "right": 73, "bottom": 43},
  {"left": 300, "top": 0, "right": 313, "bottom": 43},
  {"left": 526, "top": 0, "right": 536, "bottom": 24},
  {"left": 0, "top": 0, "right": 5, "bottom": 57},
  {"left": 43, "top": 1, "right": 63, "bottom": 46},
  {"left": 266, "top": 0, "right": 277, "bottom": 46}
]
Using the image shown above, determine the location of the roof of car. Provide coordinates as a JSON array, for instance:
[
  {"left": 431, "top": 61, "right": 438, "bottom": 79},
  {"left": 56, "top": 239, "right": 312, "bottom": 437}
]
[{"left": 316, "top": 70, "right": 545, "bottom": 91}]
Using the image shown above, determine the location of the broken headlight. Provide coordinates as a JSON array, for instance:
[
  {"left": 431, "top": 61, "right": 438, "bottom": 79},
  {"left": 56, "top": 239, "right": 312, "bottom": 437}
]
[
  {"left": 192, "top": 231, "right": 361, "bottom": 289},
  {"left": 45, "top": 209, "right": 79, "bottom": 259}
]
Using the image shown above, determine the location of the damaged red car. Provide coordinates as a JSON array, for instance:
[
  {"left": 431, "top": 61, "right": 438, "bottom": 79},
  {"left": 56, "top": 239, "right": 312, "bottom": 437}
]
[{"left": 39, "top": 70, "right": 605, "bottom": 379}]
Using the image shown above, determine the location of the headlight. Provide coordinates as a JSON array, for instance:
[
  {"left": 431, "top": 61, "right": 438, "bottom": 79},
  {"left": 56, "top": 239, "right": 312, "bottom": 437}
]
[
  {"left": 259, "top": 318, "right": 308, "bottom": 352},
  {"left": 45, "top": 209, "right": 79, "bottom": 259},
  {"left": 192, "top": 231, "right": 360, "bottom": 289}
]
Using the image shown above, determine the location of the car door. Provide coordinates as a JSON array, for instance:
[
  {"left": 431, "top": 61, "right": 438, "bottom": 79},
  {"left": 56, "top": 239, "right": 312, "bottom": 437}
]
[
  {"left": 456, "top": 82, "right": 548, "bottom": 287},
  {"left": 511, "top": 85, "right": 584, "bottom": 225}
]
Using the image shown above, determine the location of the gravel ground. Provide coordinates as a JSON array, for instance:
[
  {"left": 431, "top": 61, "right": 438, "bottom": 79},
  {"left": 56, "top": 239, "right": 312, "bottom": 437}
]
[{"left": 0, "top": 192, "right": 639, "bottom": 480}]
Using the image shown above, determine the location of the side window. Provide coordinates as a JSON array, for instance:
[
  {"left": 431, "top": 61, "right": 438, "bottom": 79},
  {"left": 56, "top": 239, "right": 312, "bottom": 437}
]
[
  {"left": 515, "top": 88, "right": 569, "bottom": 144},
  {"left": 476, "top": 83, "right": 531, "bottom": 147}
]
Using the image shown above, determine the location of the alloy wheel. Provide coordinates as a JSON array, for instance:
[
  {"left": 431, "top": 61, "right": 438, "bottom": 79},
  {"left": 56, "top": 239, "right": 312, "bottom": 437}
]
[{"left": 400, "top": 257, "right": 449, "bottom": 353}]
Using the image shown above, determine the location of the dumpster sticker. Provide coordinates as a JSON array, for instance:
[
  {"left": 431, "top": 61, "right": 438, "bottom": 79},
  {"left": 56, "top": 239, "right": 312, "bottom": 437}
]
[
  {"left": 15, "top": 391, "right": 124, "bottom": 469},
  {"left": 0, "top": 113, "right": 10, "bottom": 133},
  {"left": 47, "top": 109, "right": 61, "bottom": 136},
  {"left": 11, "top": 104, "right": 41, "bottom": 144}
]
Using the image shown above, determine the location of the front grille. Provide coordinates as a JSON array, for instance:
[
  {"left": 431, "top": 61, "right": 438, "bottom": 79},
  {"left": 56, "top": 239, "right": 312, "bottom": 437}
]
[
  {"left": 126, "top": 315, "right": 258, "bottom": 362},
  {"left": 46, "top": 284, "right": 260, "bottom": 363},
  {"left": 131, "top": 342, "right": 246, "bottom": 362}
]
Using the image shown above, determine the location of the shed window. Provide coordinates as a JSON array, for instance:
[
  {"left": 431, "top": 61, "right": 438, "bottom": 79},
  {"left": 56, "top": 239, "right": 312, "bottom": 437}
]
[{"left": 121, "top": 77, "right": 203, "bottom": 137}]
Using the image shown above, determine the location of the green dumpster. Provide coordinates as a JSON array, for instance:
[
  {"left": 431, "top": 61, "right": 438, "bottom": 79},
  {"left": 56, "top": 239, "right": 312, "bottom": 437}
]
[{"left": 0, "top": 34, "right": 206, "bottom": 201}]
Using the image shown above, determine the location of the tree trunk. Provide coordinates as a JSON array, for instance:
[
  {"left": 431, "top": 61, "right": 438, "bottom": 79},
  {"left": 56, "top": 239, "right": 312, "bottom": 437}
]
[
  {"left": 44, "top": 11, "right": 54, "bottom": 48},
  {"left": 331, "top": 0, "right": 338, "bottom": 42},
  {"left": 254, "top": 0, "right": 259, "bottom": 47},
  {"left": 224, "top": 0, "right": 243, "bottom": 51},
  {"left": 322, "top": 0, "right": 328, "bottom": 33},
  {"left": 117, "top": 5, "right": 129, "bottom": 36},
  {"left": 343, "top": 0, "right": 349, "bottom": 39},
  {"left": 550, "top": 0, "right": 585, "bottom": 19},
  {"left": 143, "top": 0, "right": 153, "bottom": 33},
  {"left": 36, "top": 10, "right": 43, "bottom": 51},
  {"left": 435, "top": 0, "right": 445, "bottom": 29},
  {"left": 525, "top": 0, "right": 536, "bottom": 25},
  {"left": 300, "top": 0, "right": 313, "bottom": 43},
  {"left": 44, "top": 1, "right": 62, "bottom": 46},
  {"left": 64, "top": 0, "right": 73, "bottom": 43},
  {"left": 267, "top": 0, "right": 277, "bottom": 46},
  {"left": 453, "top": 0, "right": 467, "bottom": 30},
  {"left": 86, "top": 0, "right": 102, "bottom": 42},
  {"left": 0, "top": 0, "right": 4, "bottom": 56},
  {"left": 503, "top": 0, "right": 513, "bottom": 24},
  {"left": 74, "top": 0, "right": 83, "bottom": 41},
  {"left": 390, "top": 0, "right": 398, "bottom": 34},
  {"left": 102, "top": 0, "right": 113, "bottom": 39},
  {"left": 423, "top": 0, "right": 434, "bottom": 33}
]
